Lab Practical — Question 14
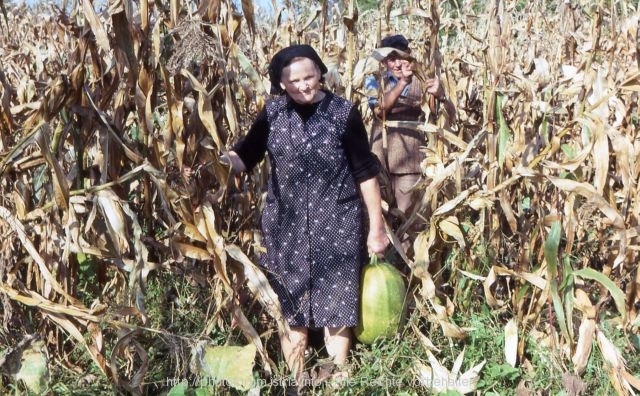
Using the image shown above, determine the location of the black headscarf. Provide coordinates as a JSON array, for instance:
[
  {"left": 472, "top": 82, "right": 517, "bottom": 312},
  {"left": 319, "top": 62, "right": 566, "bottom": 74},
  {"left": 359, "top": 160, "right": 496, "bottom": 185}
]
[
  {"left": 380, "top": 34, "right": 410, "bottom": 52},
  {"left": 267, "top": 44, "right": 328, "bottom": 95}
]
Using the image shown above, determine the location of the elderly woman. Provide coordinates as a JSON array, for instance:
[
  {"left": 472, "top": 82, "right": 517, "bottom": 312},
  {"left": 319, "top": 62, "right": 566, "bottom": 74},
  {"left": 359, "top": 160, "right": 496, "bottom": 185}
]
[{"left": 225, "top": 44, "right": 389, "bottom": 390}]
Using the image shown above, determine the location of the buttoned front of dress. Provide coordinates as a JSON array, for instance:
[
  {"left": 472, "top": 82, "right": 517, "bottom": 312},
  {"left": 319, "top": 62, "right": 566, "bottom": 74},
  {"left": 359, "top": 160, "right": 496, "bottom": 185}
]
[{"left": 261, "top": 93, "right": 364, "bottom": 328}]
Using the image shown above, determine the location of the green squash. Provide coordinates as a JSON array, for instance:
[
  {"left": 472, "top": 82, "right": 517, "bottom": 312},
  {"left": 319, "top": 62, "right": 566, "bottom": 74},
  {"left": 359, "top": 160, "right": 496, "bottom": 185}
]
[{"left": 354, "top": 255, "right": 406, "bottom": 344}]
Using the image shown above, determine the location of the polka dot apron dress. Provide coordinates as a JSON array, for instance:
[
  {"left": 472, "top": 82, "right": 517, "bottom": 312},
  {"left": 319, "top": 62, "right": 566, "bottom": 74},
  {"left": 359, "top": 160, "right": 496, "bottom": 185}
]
[{"left": 261, "top": 93, "right": 365, "bottom": 328}]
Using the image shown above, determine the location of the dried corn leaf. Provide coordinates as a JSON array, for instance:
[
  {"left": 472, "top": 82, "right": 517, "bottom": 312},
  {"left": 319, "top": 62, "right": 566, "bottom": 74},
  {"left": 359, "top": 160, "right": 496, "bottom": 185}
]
[
  {"left": 499, "top": 190, "right": 518, "bottom": 234},
  {"left": 150, "top": 16, "right": 161, "bottom": 69},
  {"left": 230, "top": 305, "right": 275, "bottom": 374},
  {"left": 45, "top": 312, "right": 109, "bottom": 377},
  {"left": 182, "top": 222, "right": 207, "bottom": 243},
  {"left": 483, "top": 267, "right": 502, "bottom": 307},
  {"left": 621, "top": 371, "right": 640, "bottom": 392},
  {"left": 439, "top": 216, "right": 466, "bottom": 248},
  {"left": 135, "top": 67, "right": 153, "bottom": 140},
  {"left": 572, "top": 317, "right": 595, "bottom": 375},
  {"left": 504, "top": 318, "right": 518, "bottom": 367},
  {"left": 496, "top": 92, "right": 511, "bottom": 168},
  {"left": 401, "top": 130, "right": 485, "bottom": 237},
  {"left": 432, "top": 187, "right": 477, "bottom": 217},
  {"left": 574, "top": 289, "right": 596, "bottom": 318},
  {"left": 240, "top": 0, "right": 256, "bottom": 36},
  {"left": 548, "top": 177, "right": 624, "bottom": 229},
  {"left": 439, "top": 320, "right": 468, "bottom": 339},
  {"left": 169, "top": 0, "right": 179, "bottom": 27},
  {"left": 411, "top": 322, "right": 440, "bottom": 352},
  {"left": 0, "top": 208, "right": 78, "bottom": 303},
  {"left": 225, "top": 244, "right": 290, "bottom": 336},
  {"left": 200, "top": 202, "right": 232, "bottom": 289},
  {"left": 414, "top": 349, "right": 484, "bottom": 394},
  {"left": 191, "top": 76, "right": 225, "bottom": 152},
  {"left": 82, "top": 0, "right": 111, "bottom": 54},
  {"left": 112, "top": 9, "right": 138, "bottom": 77},
  {"left": 541, "top": 140, "right": 593, "bottom": 172},
  {"left": 596, "top": 329, "right": 637, "bottom": 395},
  {"left": 457, "top": 269, "right": 486, "bottom": 281},
  {"left": 109, "top": 329, "right": 147, "bottom": 393},
  {"left": 589, "top": 114, "right": 609, "bottom": 195},
  {"left": 35, "top": 125, "right": 69, "bottom": 211},
  {"left": 0, "top": 285, "right": 99, "bottom": 321},
  {"left": 224, "top": 79, "right": 239, "bottom": 136},
  {"left": 389, "top": 6, "right": 430, "bottom": 19},
  {"left": 0, "top": 121, "right": 41, "bottom": 176},
  {"left": 413, "top": 225, "right": 437, "bottom": 281},
  {"left": 83, "top": 86, "right": 143, "bottom": 164},
  {"left": 174, "top": 241, "right": 211, "bottom": 261},
  {"left": 619, "top": 70, "right": 640, "bottom": 91},
  {"left": 297, "top": 6, "right": 321, "bottom": 33},
  {"left": 120, "top": 202, "right": 152, "bottom": 315},
  {"left": 139, "top": 0, "right": 149, "bottom": 32},
  {"left": 95, "top": 189, "right": 129, "bottom": 256}
]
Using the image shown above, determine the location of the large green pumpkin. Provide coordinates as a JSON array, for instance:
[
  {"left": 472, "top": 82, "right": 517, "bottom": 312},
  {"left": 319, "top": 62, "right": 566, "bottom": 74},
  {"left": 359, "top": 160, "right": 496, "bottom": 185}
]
[{"left": 354, "top": 256, "right": 406, "bottom": 344}]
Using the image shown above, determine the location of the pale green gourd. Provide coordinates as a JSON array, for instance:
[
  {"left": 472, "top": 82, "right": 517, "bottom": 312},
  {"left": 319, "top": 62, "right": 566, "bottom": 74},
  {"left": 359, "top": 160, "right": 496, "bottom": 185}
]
[{"left": 354, "top": 255, "right": 406, "bottom": 344}]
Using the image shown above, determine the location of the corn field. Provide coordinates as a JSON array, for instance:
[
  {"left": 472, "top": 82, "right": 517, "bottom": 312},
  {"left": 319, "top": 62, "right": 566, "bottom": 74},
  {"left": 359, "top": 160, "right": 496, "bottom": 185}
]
[{"left": 1, "top": 0, "right": 640, "bottom": 394}]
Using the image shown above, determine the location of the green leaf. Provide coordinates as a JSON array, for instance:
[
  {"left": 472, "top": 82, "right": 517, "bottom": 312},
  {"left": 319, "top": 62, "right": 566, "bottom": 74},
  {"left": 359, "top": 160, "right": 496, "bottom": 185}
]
[
  {"left": 559, "top": 171, "right": 577, "bottom": 180},
  {"left": 541, "top": 114, "right": 549, "bottom": 144},
  {"left": 562, "top": 256, "right": 575, "bottom": 340},
  {"left": 520, "top": 197, "right": 531, "bottom": 212},
  {"left": 167, "top": 382, "right": 188, "bottom": 396},
  {"left": 437, "top": 391, "right": 464, "bottom": 396},
  {"left": 573, "top": 268, "right": 627, "bottom": 319},
  {"left": 631, "top": 334, "right": 640, "bottom": 349},
  {"left": 561, "top": 143, "right": 576, "bottom": 159},
  {"left": 485, "top": 363, "right": 520, "bottom": 381},
  {"left": 15, "top": 341, "right": 49, "bottom": 394},
  {"left": 581, "top": 124, "right": 592, "bottom": 143},
  {"left": 194, "top": 388, "right": 211, "bottom": 396},
  {"left": 544, "top": 220, "right": 571, "bottom": 342},
  {"left": 515, "top": 283, "right": 530, "bottom": 304},
  {"left": 191, "top": 343, "right": 257, "bottom": 391}
]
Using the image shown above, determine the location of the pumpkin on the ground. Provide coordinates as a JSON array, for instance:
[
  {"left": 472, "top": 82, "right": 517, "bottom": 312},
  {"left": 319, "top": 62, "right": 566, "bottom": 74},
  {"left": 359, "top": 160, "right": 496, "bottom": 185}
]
[{"left": 354, "top": 256, "right": 406, "bottom": 344}]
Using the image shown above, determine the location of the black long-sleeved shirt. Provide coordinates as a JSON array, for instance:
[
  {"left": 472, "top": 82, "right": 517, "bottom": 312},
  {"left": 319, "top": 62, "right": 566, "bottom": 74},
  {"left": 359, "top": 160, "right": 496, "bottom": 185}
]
[{"left": 234, "top": 100, "right": 380, "bottom": 183}]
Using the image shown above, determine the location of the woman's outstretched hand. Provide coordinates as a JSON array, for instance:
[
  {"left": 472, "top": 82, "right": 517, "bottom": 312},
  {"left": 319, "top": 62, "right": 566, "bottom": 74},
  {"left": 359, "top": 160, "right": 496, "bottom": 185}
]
[{"left": 220, "top": 151, "right": 247, "bottom": 173}]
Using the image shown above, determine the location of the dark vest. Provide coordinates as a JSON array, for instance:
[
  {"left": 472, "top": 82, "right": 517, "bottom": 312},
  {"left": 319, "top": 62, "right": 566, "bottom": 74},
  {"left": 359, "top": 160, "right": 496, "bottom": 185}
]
[{"left": 260, "top": 92, "right": 365, "bottom": 327}]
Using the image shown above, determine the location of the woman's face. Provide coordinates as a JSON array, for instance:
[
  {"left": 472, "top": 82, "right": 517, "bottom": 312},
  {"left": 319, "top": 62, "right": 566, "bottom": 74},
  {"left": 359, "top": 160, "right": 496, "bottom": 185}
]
[
  {"left": 384, "top": 55, "right": 411, "bottom": 79},
  {"left": 279, "top": 57, "right": 323, "bottom": 104}
]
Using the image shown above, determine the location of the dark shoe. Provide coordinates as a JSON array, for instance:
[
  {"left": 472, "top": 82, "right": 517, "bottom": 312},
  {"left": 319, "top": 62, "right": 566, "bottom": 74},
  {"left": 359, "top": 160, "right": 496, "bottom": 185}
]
[
  {"left": 285, "top": 387, "right": 300, "bottom": 396},
  {"left": 285, "top": 371, "right": 310, "bottom": 395},
  {"left": 311, "top": 361, "right": 336, "bottom": 384}
]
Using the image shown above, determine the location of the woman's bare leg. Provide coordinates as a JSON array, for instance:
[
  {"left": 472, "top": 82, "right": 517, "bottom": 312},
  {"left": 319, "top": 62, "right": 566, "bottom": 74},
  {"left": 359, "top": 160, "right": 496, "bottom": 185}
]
[
  {"left": 280, "top": 326, "right": 308, "bottom": 382},
  {"left": 324, "top": 327, "right": 351, "bottom": 365}
]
